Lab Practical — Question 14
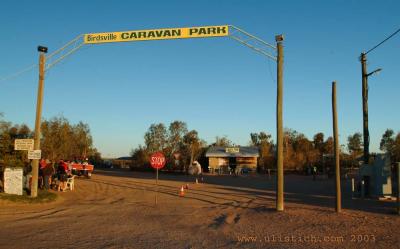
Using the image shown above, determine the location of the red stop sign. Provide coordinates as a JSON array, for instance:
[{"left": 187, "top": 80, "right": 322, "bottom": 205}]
[{"left": 150, "top": 152, "right": 166, "bottom": 169}]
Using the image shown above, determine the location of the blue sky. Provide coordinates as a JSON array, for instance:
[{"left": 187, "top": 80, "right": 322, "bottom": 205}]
[{"left": 1, "top": 0, "right": 399, "bottom": 157}]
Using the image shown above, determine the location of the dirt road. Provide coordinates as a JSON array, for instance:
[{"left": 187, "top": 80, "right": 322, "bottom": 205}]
[{"left": 0, "top": 169, "right": 399, "bottom": 249}]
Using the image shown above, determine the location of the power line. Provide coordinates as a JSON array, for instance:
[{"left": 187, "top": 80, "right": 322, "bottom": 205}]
[
  {"left": 365, "top": 27, "right": 400, "bottom": 55},
  {"left": 0, "top": 34, "right": 84, "bottom": 84},
  {"left": 0, "top": 64, "right": 37, "bottom": 83}
]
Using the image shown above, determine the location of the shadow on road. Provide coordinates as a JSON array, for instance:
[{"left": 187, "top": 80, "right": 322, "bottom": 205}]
[{"left": 92, "top": 168, "right": 396, "bottom": 215}]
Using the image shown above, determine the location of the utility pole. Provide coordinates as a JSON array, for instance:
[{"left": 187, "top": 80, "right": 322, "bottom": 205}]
[
  {"left": 359, "top": 27, "right": 400, "bottom": 165},
  {"left": 332, "top": 81, "right": 341, "bottom": 212},
  {"left": 276, "top": 34, "right": 284, "bottom": 211},
  {"left": 397, "top": 162, "right": 400, "bottom": 215},
  {"left": 360, "top": 53, "right": 382, "bottom": 165},
  {"left": 31, "top": 46, "right": 47, "bottom": 197},
  {"left": 360, "top": 52, "right": 369, "bottom": 165}
]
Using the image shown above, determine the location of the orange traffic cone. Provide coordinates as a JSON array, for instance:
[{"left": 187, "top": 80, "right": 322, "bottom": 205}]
[
  {"left": 185, "top": 183, "right": 189, "bottom": 190},
  {"left": 195, "top": 178, "right": 199, "bottom": 184},
  {"left": 179, "top": 185, "right": 185, "bottom": 197}
]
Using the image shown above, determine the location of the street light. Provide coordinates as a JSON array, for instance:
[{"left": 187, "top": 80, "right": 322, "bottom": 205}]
[
  {"left": 366, "top": 68, "right": 382, "bottom": 77},
  {"left": 360, "top": 52, "right": 382, "bottom": 165},
  {"left": 37, "top": 46, "right": 48, "bottom": 53}
]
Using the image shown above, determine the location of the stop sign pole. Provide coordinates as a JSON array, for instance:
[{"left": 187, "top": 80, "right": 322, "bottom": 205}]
[{"left": 150, "top": 152, "right": 166, "bottom": 205}]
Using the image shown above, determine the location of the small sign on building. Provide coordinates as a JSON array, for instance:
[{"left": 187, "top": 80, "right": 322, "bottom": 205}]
[
  {"left": 28, "top": 150, "right": 41, "bottom": 160},
  {"left": 14, "top": 139, "right": 34, "bottom": 151},
  {"left": 225, "top": 147, "right": 240, "bottom": 153},
  {"left": 4, "top": 167, "right": 24, "bottom": 195}
]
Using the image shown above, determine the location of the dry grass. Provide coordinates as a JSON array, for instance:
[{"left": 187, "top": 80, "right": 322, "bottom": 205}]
[{"left": 0, "top": 189, "right": 57, "bottom": 203}]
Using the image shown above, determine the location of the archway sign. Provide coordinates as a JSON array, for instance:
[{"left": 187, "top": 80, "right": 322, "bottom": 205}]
[
  {"left": 31, "top": 25, "right": 285, "bottom": 212},
  {"left": 84, "top": 25, "right": 229, "bottom": 44}
]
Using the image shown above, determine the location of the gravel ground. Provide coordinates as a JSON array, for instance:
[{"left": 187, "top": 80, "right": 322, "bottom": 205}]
[{"left": 0, "top": 169, "right": 399, "bottom": 249}]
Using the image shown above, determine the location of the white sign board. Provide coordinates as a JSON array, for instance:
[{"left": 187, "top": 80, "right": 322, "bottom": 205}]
[
  {"left": 4, "top": 168, "right": 24, "bottom": 195},
  {"left": 28, "top": 150, "right": 41, "bottom": 160},
  {"left": 14, "top": 139, "right": 34, "bottom": 151}
]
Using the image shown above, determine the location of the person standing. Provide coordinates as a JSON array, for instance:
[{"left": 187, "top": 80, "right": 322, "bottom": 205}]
[
  {"left": 39, "top": 158, "right": 47, "bottom": 189},
  {"left": 42, "top": 161, "right": 55, "bottom": 190},
  {"left": 66, "top": 160, "right": 73, "bottom": 175},
  {"left": 193, "top": 161, "right": 203, "bottom": 182},
  {"left": 312, "top": 166, "right": 317, "bottom": 181},
  {"left": 57, "top": 160, "right": 68, "bottom": 191}
]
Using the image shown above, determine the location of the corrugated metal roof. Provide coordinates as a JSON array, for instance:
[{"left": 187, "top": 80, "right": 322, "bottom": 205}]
[{"left": 205, "top": 146, "right": 260, "bottom": 158}]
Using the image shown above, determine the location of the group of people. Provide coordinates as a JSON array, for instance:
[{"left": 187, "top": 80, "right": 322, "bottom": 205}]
[{"left": 39, "top": 159, "right": 73, "bottom": 192}]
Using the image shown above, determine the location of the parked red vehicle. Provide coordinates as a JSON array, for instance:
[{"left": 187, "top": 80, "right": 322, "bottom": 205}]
[{"left": 71, "top": 163, "right": 94, "bottom": 178}]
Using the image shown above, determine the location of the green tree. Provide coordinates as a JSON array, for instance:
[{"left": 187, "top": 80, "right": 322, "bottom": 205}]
[
  {"left": 295, "top": 134, "right": 318, "bottom": 169},
  {"left": 130, "top": 145, "right": 149, "bottom": 170},
  {"left": 41, "top": 116, "right": 71, "bottom": 161},
  {"left": 0, "top": 120, "right": 32, "bottom": 171},
  {"left": 136, "top": 122, "right": 207, "bottom": 172},
  {"left": 324, "top": 137, "right": 334, "bottom": 155},
  {"left": 380, "top": 129, "right": 400, "bottom": 162},
  {"left": 250, "top": 133, "right": 259, "bottom": 146},
  {"left": 41, "top": 116, "right": 96, "bottom": 162},
  {"left": 182, "top": 130, "right": 205, "bottom": 172},
  {"left": 166, "top": 121, "right": 188, "bottom": 170},
  {"left": 168, "top": 121, "right": 188, "bottom": 153},
  {"left": 380, "top": 129, "right": 395, "bottom": 154},
  {"left": 347, "top": 132, "right": 363, "bottom": 156},
  {"left": 214, "top": 136, "right": 233, "bottom": 147},
  {"left": 250, "top": 132, "right": 272, "bottom": 146},
  {"left": 311, "top": 132, "right": 326, "bottom": 169},
  {"left": 0, "top": 114, "right": 99, "bottom": 171},
  {"left": 73, "top": 122, "right": 93, "bottom": 159},
  {"left": 249, "top": 132, "right": 274, "bottom": 171},
  {"left": 347, "top": 132, "right": 363, "bottom": 167},
  {"left": 144, "top": 123, "right": 167, "bottom": 153},
  {"left": 18, "top": 124, "right": 31, "bottom": 138},
  {"left": 313, "top": 132, "right": 325, "bottom": 160},
  {"left": 393, "top": 133, "right": 400, "bottom": 162},
  {"left": 281, "top": 129, "right": 319, "bottom": 171},
  {"left": 283, "top": 129, "right": 297, "bottom": 170}
]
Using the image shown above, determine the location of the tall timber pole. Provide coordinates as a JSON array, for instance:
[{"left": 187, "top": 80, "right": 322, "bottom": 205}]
[
  {"left": 332, "top": 81, "right": 341, "bottom": 212},
  {"left": 31, "top": 46, "right": 47, "bottom": 197},
  {"left": 360, "top": 53, "right": 369, "bottom": 165},
  {"left": 276, "top": 35, "right": 284, "bottom": 211}
]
